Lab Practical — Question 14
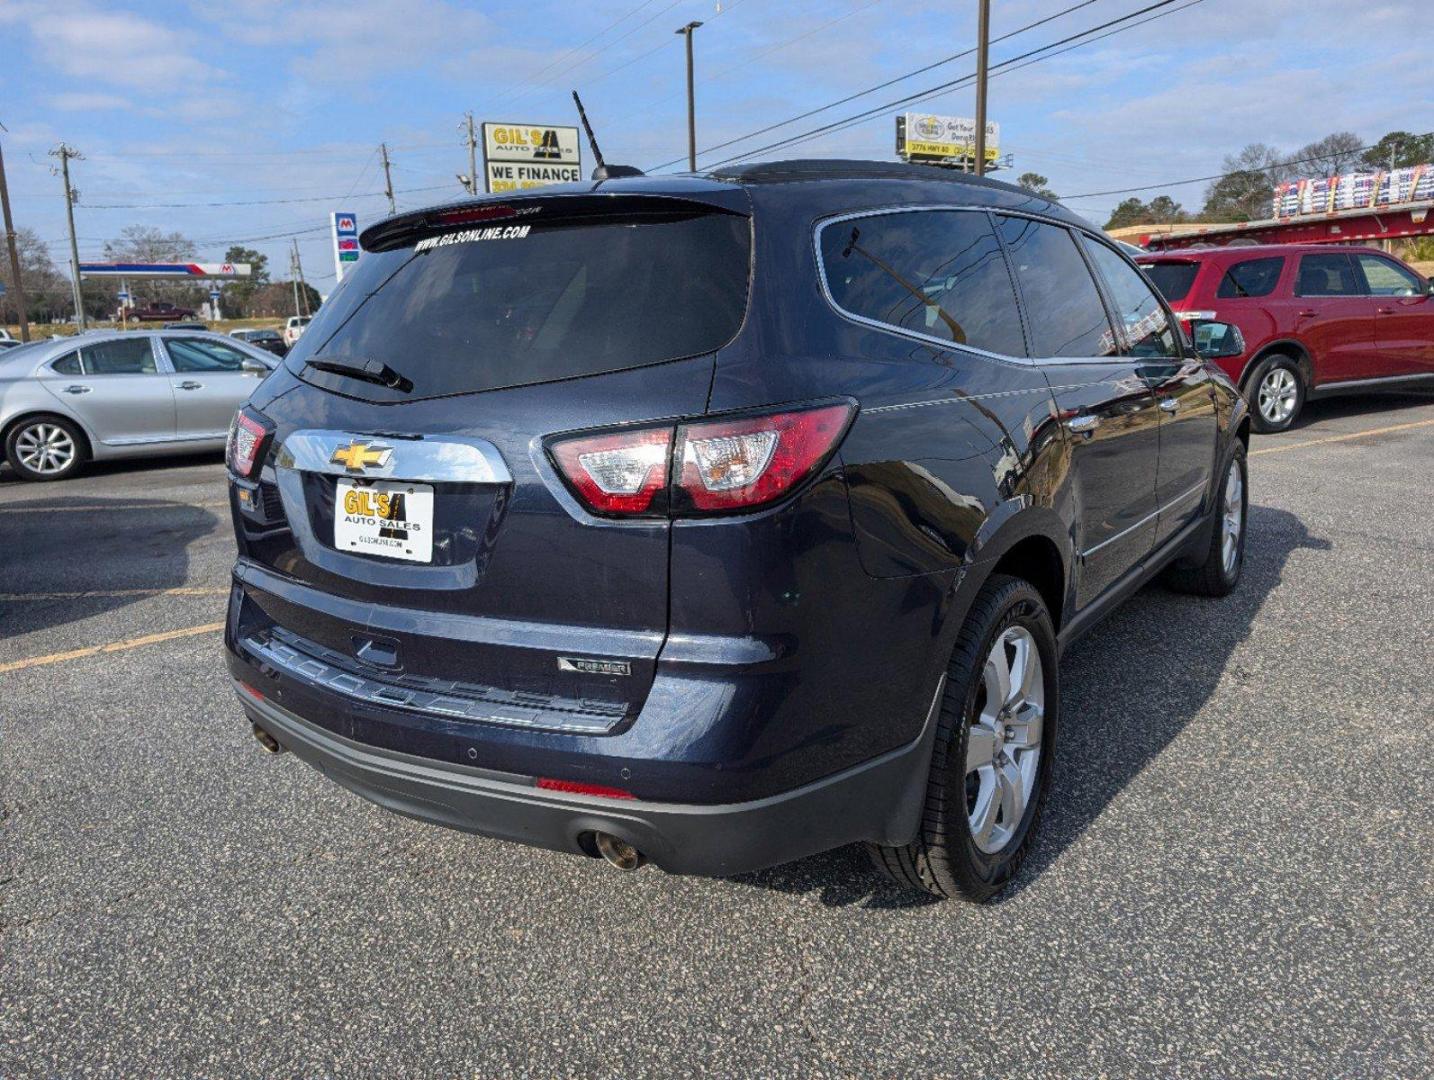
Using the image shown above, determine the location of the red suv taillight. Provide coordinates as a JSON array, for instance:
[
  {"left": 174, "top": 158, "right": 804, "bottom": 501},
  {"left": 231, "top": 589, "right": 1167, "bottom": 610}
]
[
  {"left": 547, "top": 402, "right": 854, "bottom": 518},
  {"left": 226, "top": 406, "right": 273, "bottom": 478}
]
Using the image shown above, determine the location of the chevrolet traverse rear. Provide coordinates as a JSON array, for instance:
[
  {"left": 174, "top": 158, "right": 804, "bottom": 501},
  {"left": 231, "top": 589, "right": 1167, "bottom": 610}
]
[{"left": 227, "top": 162, "right": 1250, "bottom": 900}]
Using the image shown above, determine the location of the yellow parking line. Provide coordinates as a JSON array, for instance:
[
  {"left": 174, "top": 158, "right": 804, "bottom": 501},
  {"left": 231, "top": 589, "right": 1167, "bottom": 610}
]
[
  {"left": 5, "top": 501, "right": 227, "bottom": 513},
  {"left": 1251, "top": 416, "right": 1434, "bottom": 457},
  {"left": 0, "top": 622, "right": 224, "bottom": 675},
  {"left": 1, "top": 586, "right": 228, "bottom": 601}
]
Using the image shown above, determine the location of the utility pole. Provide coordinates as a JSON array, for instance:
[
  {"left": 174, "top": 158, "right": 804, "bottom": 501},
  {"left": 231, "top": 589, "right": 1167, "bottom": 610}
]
[
  {"left": 0, "top": 125, "right": 31, "bottom": 341},
  {"left": 973, "top": 0, "right": 991, "bottom": 177},
  {"left": 461, "top": 113, "right": 479, "bottom": 195},
  {"left": 289, "top": 242, "right": 301, "bottom": 318},
  {"left": 380, "top": 142, "right": 396, "bottom": 215},
  {"left": 291, "top": 239, "right": 311, "bottom": 317},
  {"left": 50, "top": 143, "right": 87, "bottom": 329},
  {"left": 675, "top": 21, "right": 703, "bottom": 172}
]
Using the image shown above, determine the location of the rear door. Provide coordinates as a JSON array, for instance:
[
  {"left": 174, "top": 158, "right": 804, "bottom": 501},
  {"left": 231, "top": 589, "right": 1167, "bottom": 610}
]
[
  {"left": 1086, "top": 237, "right": 1217, "bottom": 545},
  {"left": 995, "top": 214, "right": 1161, "bottom": 610},
  {"left": 1354, "top": 253, "right": 1434, "bottom": 377},
  {"left": 41, "top": 335, "right": 176, "bottom": 445},
  {"left": 234, "top": 194, "right": 752, "bottom": 729},
  {"left": 161, "top": 336, "right": 267, "bottom": 439},
  {"left": 1291, "top": 252, "right": 1378, "bottom": 383}
]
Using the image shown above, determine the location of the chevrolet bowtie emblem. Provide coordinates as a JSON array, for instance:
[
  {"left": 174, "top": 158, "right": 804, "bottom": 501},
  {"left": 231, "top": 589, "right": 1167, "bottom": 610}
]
[{"left": 330, "top": 441, "right": 393, "bottom": 472}]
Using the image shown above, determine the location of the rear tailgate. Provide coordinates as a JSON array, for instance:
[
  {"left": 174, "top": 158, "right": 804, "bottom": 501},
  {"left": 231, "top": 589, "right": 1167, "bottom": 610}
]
[{"left": 231, "top": 192, "right": 752, "bottom": 734}]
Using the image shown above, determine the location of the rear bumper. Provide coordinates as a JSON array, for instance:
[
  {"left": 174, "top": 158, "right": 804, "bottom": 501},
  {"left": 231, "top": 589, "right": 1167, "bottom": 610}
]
[{"left": 238, "top": 678, "right": 939, "bottom": 878}]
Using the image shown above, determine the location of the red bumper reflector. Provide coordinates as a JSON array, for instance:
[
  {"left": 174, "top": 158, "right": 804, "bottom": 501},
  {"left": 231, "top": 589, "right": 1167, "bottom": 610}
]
[
  {"left": 536, "top": 778, "right": 636, "bottom": 800},
  {"left": 238, "top": 681, "right": 265, "bottom": 701}
]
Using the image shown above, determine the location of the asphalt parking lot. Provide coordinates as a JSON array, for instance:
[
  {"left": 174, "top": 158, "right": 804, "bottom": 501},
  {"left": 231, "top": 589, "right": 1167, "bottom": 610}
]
[{"left": 3, "top": 393, "right": 1432, "bottom": 1078}]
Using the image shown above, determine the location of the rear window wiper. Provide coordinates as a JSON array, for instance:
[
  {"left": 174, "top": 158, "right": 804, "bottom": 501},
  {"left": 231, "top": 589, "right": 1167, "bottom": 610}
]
[{"left": 305, "top": 356, "right": 413, "bottom": 393}]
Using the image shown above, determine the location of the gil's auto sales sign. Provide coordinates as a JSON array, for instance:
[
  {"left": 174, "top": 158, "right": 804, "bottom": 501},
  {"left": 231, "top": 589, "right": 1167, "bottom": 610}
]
[{"left": 482, "top": 123, "right": 582, "bottom": 193}]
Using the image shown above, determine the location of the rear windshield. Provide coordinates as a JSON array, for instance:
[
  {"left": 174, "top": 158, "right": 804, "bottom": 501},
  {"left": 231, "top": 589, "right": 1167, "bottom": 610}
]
[
  {"left": 1140, "top": 260, "right": 1200, "bottom": 303},
  {"left": 286, "top": 206, "right": 751, "bottom": 399}
]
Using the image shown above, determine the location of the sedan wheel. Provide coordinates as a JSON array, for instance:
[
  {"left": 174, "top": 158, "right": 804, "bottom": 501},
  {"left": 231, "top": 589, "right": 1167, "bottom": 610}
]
[{"left": 7, "top": 418, "right": 84, "bottom": 480}]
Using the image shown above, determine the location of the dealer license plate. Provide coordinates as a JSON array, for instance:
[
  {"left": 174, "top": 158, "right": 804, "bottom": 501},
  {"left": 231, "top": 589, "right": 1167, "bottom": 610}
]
[{"left": 334, "top": 477, "right": 434, "bottom": 563}]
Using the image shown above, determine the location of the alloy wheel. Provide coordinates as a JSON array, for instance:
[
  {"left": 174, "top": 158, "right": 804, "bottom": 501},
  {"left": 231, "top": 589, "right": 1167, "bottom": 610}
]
[
  {"left": 965, "top": 625, "right": 1044, "bottom": 855},
  {"left": 15, "top": 423, "right": 76, "bottom": 476},
  {"left": 1257, "top": 367, "right": 1298, "bottom": 425},
  {"left": 1222, "top": 457, "right": 1244, "bottom": 575}
]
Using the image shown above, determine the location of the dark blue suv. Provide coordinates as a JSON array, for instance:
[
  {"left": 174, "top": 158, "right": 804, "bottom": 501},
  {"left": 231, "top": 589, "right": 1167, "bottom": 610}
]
[{"left": 226, "top": 161, "right": 1250, "bottom": 901}]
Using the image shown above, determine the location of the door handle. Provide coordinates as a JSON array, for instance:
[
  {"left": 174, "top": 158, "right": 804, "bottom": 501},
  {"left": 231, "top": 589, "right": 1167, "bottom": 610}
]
[
  {"left": 1297, "top": 309, "right": 1319, "bottom": 318},
  {"left": 177, "top": 380, "right": 203, "bottom": 390},
  {"left": 1377, "top": 307, "right": 1395, "bottom": 315},
  {"left": 64, "top": 384, "right": 92, "bottom": 394},
  {"left": 1066, "top": 414, "right": 1100, "bottom": 435},
  {"left": 1159, "top": 398, "right": 1180, "bottom": 413}
]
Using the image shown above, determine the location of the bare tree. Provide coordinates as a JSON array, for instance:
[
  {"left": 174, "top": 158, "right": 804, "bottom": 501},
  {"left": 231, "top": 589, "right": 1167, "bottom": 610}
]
[{"left": 1293, "top": 132, "right": 1364, "bottom": 178}]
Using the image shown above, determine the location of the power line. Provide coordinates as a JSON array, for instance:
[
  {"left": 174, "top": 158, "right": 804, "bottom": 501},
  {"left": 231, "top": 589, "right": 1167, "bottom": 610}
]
[
  {"left": 648, "top": 0, "right": 1106, "bottom": 171},
  {"left": 698, "top": 0, "right": 1201, "bottom": 170},
  {"left": 488, "top": 0, "right": 660, "bottom": 108},
  {"left": 80, "top": 183, "right": 451, "bottom": 210}
]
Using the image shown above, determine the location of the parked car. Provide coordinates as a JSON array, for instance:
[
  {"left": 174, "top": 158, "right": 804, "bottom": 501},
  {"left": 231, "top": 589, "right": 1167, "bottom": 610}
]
[
  {"left": 0, "top": 339, "right": 21, "bottom": 350},
  {"left": 164, "top": 320, "right": 209, "bottom": 331},
  {"left": 225, "top": 161, "right": 1249, "bottom": 901},
  {"left": 125, "top": 301, "right": 197, "bottom": 323},
  {"left": 282, "top": 315, "right": 311, "bottom": 347},
  {"left": 0, "top": 328, "right": 16, "bottom": 341},
  {"left": 1137, "top": 244, "right": 1434, "bottom": 431},
  {"left": 0, "top": 330, "right": 277, "bottom": 481},
  {"left": 230, "top": 328, "right": 289, "bottom": 357}
]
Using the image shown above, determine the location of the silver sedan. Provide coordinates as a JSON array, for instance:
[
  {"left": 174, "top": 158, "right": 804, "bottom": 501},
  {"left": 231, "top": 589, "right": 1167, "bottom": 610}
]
[{"left": 0, "top": 329, "right": 278, "bottom": 481}]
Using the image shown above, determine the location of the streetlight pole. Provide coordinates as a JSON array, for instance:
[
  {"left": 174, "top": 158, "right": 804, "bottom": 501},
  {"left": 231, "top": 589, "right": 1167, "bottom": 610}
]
[
  {"left": 675, "top": 20, "right": 703, "bottom": 172},
  {"left": 973, "top": 0, "right": 991, "bottom": 177}
]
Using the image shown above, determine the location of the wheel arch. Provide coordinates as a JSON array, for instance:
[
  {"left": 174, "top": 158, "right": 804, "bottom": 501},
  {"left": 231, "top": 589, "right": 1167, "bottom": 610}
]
[
  {"left": 1240, "top": 339, "right": 1314, "bottom": 392},
  {"left": 963, "top": 507, "right": 1072, "bottom": 634}
]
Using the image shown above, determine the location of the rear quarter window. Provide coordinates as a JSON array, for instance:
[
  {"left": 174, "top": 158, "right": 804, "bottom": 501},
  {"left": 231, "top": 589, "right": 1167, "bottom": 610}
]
[
  {"left": 1216, "top": 256, "right": 1284, "bottom": 299},
  {"left": 287, "top": 206, "right": 751, "bottom": 400},
  {"left": 1139, "top": 260, "right": 1200, "bottom": 303}
]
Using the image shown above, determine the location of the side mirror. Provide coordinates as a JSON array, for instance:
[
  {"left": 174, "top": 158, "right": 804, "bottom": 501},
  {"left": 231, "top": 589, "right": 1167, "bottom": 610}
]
[
  {"left": 241, "top": 357, "right": 269, "bottom": 374},
  {"left": 1190, "top": 319, "right": 1246, "bottom": 360}
]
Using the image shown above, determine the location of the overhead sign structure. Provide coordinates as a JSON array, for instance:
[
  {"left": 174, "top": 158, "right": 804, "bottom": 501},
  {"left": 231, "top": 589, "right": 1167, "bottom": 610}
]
[
  {"left": 78, "top": 262, "right": 251, "bottom": 278},
  {"left": 333, "top": 210, "right": 360, "bottom": 283},
  {"left": 896, "top": 113, "right": 1000, "bottom": 167},
  {"left": 482, "top": 123, "right": 582, "bottom": 193}
]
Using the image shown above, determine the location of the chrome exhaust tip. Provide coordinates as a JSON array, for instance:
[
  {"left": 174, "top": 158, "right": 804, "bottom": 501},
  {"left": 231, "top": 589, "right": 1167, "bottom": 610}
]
[
  {"left": 251, "top": 722, "right": 285, "bottom": 755},
  {"left": 594, "top": 832, "right": 647, "bottom": 871}
]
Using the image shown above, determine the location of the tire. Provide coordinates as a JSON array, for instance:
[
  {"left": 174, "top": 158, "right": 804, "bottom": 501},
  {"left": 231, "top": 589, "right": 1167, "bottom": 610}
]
[
  {"left": 4, "top": 415, "right": 87, "bottom": 481},
  {"left": 868, "top": 574, "right": 1059, "bottom": 902},
  {"left": 1247, "top": 354, "right": 1304, "bottom": 433},
  {"left": 1165, "top": 441, "right": 1247, "bottom": 597}
]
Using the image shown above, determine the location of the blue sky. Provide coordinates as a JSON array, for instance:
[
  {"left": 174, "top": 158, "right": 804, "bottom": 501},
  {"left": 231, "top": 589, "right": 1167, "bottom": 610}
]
[{"left": 1, "top": 0, "right": 1429, "bottom": 293}]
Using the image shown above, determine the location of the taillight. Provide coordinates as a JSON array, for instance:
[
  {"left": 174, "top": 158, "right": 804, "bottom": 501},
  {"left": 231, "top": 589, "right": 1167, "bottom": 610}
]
[
  {"left": 535, "top": 778, "right": 636, "bottom": 800},
  {"left": 226, "top": 406, "right": 272, "bottom": 478},
  {"left": 548, "top": 425, "right": 672, "bottom": 516},
  {"left": 547, "top": 402, "right": 854, "bottom": 518},
  {"left": 674, "top": 404, "right": 853, "bottom": 513}
]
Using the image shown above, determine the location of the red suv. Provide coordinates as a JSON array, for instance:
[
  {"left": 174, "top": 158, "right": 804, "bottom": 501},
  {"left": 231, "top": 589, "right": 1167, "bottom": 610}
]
[{"left": 1137, "top": 244, "right": 1434, "bottom": 431}]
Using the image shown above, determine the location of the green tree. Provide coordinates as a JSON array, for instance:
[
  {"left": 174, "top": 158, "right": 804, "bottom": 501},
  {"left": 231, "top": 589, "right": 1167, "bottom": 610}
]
[
  {"left": 220, "top": 245, "right": 270, "bottom": 318},
  {"left": 1104, "top": 197, "right": 1150, "bottom": 229},
  {"left": 1016, "top": 172, "right": 1059, "bottom": 200},
  {"left": 1144, "top": 195, "right": 1188, "bottom": 224},
  {"left": 1359, "top": 130, "right": 1434, "bottom": 171}
]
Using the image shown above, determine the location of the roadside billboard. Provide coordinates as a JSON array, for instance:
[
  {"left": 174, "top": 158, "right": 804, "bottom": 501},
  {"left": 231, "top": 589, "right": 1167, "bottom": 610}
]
[
  {"left": 897, "top": 113, "right": 1000, "bottom": 166},
  {"left": 482, "top": 123, "right": 582, "bottom": 193},
  {"left": 332, "top": 211, "right": 359, "bottom": 283}
]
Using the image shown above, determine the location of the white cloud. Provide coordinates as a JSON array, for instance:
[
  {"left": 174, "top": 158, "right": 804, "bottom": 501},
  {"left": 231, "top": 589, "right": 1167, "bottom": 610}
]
[
  {"left": 49, "top": 92, "right": 133, "bottom": 111},
  {"left": 29, "top": 8, "right": 224, "bottom": 89}
]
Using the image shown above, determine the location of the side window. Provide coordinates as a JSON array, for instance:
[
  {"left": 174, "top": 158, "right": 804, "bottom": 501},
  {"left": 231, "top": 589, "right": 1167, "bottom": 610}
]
[
  {"left": 1355, "top": 254, "right": 1422, "bottom": 297},
  {"left": 52, "top": 351, "right": 84, "bottom": 375},
  {"left": 1217, "top": 256, "right": 1284, "bottom": 299},
  {"left": 995, "top": 216, "right": 1116, "bottom": 358},
  {"left": 79, "top": 337, "right": 158, "bottom": 374},
  {"left": 1084, "top": 239, "right": 1179, "bottom": 358},
  {"left": 1296, "top": 253, "right": 1363, "bottom": 297},
  {"left": 819, "top": 210, "right": 1027, "bottom": 357},
  {"left": 167, "top": 337, "right": 247, "bottom": 372}
]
